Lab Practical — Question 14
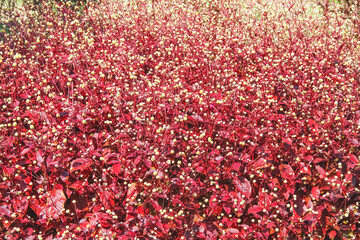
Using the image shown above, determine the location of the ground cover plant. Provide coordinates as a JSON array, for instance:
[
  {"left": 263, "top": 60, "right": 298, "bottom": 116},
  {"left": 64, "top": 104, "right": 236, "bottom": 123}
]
[{"left": 0, "top": 0, "right": 360, "bottom": 239}]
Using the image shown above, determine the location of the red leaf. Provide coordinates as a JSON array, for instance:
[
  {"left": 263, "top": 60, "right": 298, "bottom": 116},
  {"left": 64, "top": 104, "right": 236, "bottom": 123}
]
[
  {"left": 0, "top": 205, "right": 11, "bottom": 217},
  {"left": 233, "top": 177, "right": 252, "bottom": 198},
  {"left": 137, "top": 204, "right": 145, "bottom": 216},
  {"left": 144, "top": 158, "right": 152, "bottom": 168},
  {"left": 311, "top": 186, "right": 320, "bottom": 201},
  {"left": 282, "top": 137, "right": 292, "bottom": 145},
  {"left": 112, "top": 163, "right": 121, "bottom": 175},
  {"left": 304, "top": 155, "right": 314, "bottom": 162},
  {"left": 60, "top": 170, "right": 69, "bottom": 182},
  {"left": 150, "top": 199, "right": 162, "bottom": 211},
  {"left": 251, "top": 158, "right": 267, "bottom": 170},
  {"left": 13, "top": 197, "right": 28, "bottom": 216},
  {"left": 134, "top": 155, "right": 141, "bottom": 166},
  {"left": 258, "top": 191, "right": 271, "bottom": 208},
  {"left": 29, "top": 198, "right": 42, "bottom": 217},
  {"left": 315, "top": 166, "right": 326, "bottom": 178},
  {"left": 76, "top": 114, "right": 84, "bottom": 121},
  {"left": 100, "top": 191, "right": 115, "bottom": 209},
  {"left": 336, "top": 43, "right": 345, "bottom": 54},
  {"left": 313, "top": 158, "right": 326, "bottom": 163},
  {"left": 70, "top": 158, "right": 92, "bottom": 172},
  {"left": 126, "top": 183, "right": 138, "bottom": 204},
  {"left": 279, "top": 164, "right": 295, "bottom": 180},
  {"left": 41, "top": 189, "right": 66, "bottom": 219},
  {"left": 328, "top": 230, "right": 337, "bottom": 238},
  {"left": 284, "top": 185, "right": 295, "bottom": 200},
  {"left": 71, "top": 193, "right": 88, "bottom": 211},
  {"left": 96, "top": 212, "right": 111, "bottom": 228},
  {"left": 4, "top": 166, "right": 15, "bottom": 176},
  {"left": 223, "top": 205, "right": 231, "bottom": 215},
  {"left": 248, "top": 205, "right": 263, "bottom": 214},
  {"left": 209, "top": 149, "right": 220, "bottom": 157},
  {"left": 232, "top": 162, "right": 241, "bottom": 171},
  {"left": 349, "top": 154, "right": 359, "bottom": 164}
]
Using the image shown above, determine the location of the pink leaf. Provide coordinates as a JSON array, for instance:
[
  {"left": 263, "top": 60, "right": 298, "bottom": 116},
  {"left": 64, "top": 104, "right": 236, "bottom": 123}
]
[
  {"left": 233, "top": 177, "right": 252, "bottom": 198},
  {"left": 190, "top": 114, "right": 204, "bottom": 122},
  {"left": 215, "top": 156, "right": 224, "bottom": 162},
  {"left": 196, "top": 166, "right": 204, "bottom": 173},
  {"left": 76, "top": 114, "right": 84, "bottom": 121},
  {"left": 36, "top": 151, "right": 44, "bottom": 166},
  {"left": 21, "top": 148, "right": 31, "bottom": 155},
  {"left": 225, "top": 228, "right": 240, "bottom": 237},
  {"left": 299, "top": 163, "right": 311, "bottom": 175},
  {"left": 226, "top": 228, "right": 239, "bottom": 234},
  {"left": 350, "top": 138, "right": 359, "bottom": 145}
]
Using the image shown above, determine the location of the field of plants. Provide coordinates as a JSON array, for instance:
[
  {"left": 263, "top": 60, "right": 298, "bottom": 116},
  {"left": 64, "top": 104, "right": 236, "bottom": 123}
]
[{"left": 0, "top": 0, "right": 360, "bottom": 239}]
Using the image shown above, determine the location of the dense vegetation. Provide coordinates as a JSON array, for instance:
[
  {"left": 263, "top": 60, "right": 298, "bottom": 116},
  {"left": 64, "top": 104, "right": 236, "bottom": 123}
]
[{"left": 0, "top": 0, "right": 360, "bottom": 239}]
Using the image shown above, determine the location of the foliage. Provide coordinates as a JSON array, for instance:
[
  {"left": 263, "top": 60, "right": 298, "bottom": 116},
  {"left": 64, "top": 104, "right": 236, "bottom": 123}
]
[
  {"left": 312, "top": 0, "right": 360, "bottom": 35},
  {"left": 0, "top": 0, "right": 360, "bottom": 239},
  {"left": 313, "top": 0, "right": 359, "bottom": 14},
  {"left": 0, "top": 0, "right": 16, "bottom": 20}
]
